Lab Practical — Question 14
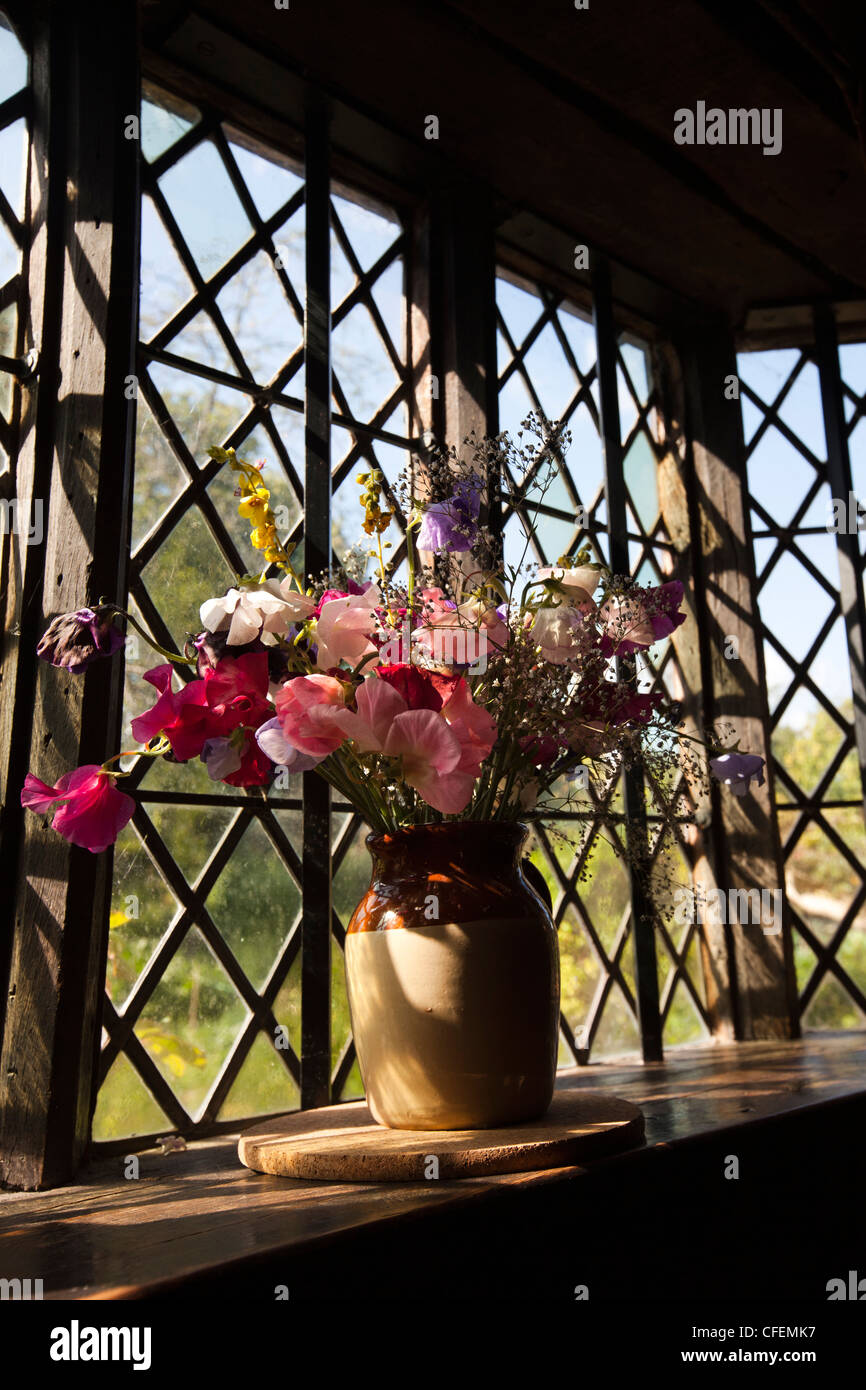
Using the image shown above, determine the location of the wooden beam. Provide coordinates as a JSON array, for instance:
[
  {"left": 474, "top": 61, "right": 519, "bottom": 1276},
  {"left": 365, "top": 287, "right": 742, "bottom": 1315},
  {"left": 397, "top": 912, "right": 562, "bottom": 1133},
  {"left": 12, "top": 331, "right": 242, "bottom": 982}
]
[
  {"left": 654, "top": 341, "right": 738, "bottom": 1040},
  {"left": 676, "top": 320, "right": 799, "bottom": 1040},
  {"left": 300, "top": 94, "right": 332, "bottom": 1110},
  {"left": 0, "top": 0, "right": 140, "bottom": 1188},
  {"left": 592, "top": 256, "right": 663, "bottom": 1063}
]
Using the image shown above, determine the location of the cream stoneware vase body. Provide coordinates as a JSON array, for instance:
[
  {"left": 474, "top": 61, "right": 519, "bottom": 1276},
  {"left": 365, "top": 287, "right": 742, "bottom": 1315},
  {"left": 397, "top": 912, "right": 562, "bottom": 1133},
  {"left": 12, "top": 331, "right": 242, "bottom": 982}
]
[{"left": 345, "top": 822, "right": 560, "bottom": 1130}]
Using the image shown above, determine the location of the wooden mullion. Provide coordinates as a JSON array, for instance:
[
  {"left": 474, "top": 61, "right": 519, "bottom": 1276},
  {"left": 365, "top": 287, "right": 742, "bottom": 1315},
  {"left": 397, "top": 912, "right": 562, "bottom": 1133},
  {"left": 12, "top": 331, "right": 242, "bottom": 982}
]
[
  {"left": 677, "top": 318, "right": 800, "bottom": 1041},
  {"left": 300, "top": 96, "right": 333, "bottom": 1110},
  {"left": 593, "top": 254, "right": 663, "bottom": 1063},
  {"left": 331, "top": 1036, "right": 357, "bottom": 1096},
  {"left": 0, "top": 0, "right": 141, "bottom": 1188}
]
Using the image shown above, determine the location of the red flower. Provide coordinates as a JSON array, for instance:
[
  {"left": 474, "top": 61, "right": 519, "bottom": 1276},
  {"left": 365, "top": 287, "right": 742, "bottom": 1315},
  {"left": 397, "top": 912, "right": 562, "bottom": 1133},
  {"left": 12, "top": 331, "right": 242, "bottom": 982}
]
[
  {"left": 376, "top": 663, "right": 461, "bottom": 710},
  {"left": 21, "top": 765, "right": 135, "bottom": 853},
  {"left": 220, "top": 731, "right": 274, "bottom": 787}
]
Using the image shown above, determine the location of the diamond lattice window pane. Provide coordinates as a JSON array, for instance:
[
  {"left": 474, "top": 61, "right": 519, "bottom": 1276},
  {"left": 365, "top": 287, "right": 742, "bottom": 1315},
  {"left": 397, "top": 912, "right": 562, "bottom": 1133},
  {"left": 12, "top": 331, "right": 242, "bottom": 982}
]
[
  {"left": 141, "top": 89, "right": 200, "bottom": 164},
  {"left": 134, "top": 925, "right": 250, "bottom": 1117},
  {"left": 229, "top": 139, "right": 303, "bottom": 220},
  {"left": 217, "top": 1033, "right": 300, "bottom": 1122},
  {"left": 206, "top": 819, "right": 300, "bottom": 992},
  {"left": 215, "top": 250, "right": 303, "bottom": 384},
  {"left": 741, "top": 344, "right": 866, "bottom": 1032},
  {"left": 158, "top": 140, "right": 253, "bottom": 281},
  {"left": 0, "top": 18, "right": 27, "bottom": 103},
  {"left": 139, "top": 195, "right": 197, "bottom": 340}
]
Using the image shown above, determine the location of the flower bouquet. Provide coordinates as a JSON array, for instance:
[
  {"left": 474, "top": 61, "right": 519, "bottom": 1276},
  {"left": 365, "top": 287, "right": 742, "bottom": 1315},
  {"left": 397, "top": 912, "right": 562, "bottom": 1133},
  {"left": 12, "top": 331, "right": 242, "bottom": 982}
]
[{"left": 24, "top": 416, "right": 764, "bottom": 1129}]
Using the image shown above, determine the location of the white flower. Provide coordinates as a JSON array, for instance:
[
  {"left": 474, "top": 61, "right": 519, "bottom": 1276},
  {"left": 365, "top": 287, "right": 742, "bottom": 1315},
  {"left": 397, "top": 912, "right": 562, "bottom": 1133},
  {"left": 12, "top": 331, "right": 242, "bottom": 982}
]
[
  {"left": 532, "top": 605, "right": 588, "bottom": 664},
  {"left": 200, "top": 581, "right": 315, "bottom": 646},
  {"left": 536, "top": 564, "right": 601, "bottom": 606}
]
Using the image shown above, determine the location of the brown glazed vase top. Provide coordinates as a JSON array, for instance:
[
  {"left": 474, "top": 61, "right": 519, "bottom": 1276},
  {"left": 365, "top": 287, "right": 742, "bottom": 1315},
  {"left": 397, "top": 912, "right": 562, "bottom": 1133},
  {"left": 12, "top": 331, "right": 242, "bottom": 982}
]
[{"left": 345, "top": 821, "right": 561, "bottom": 1131}]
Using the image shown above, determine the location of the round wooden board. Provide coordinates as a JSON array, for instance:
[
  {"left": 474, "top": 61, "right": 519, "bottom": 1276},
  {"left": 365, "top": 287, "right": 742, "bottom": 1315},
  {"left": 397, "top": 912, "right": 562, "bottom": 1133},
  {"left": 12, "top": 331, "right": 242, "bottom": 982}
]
[{"left": 238, "top": 1091, "right": 644, "bottom": 1182}]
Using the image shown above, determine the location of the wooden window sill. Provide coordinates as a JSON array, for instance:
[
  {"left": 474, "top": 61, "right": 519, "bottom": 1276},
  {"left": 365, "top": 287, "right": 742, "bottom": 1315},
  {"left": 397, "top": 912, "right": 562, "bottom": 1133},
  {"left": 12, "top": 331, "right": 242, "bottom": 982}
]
[{"left": 0, "top": 1033, "right": 863, "bottom": 1299}]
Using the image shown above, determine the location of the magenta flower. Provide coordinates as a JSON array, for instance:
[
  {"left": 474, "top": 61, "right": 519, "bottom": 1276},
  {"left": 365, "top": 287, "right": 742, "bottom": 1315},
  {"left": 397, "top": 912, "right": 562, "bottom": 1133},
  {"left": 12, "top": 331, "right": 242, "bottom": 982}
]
[
  {"left": 21, "top": 764, "right": 135, "bottom": 852},
  {"left": 601, "top": 581, "right": 686, "bottom": 655},
  {"left": 131, "top": 653, "right": 272, "bottom": 762},
  {"left": 710, "top": 752, "right": 766, "bottom": 797},
  {"left": 37, "top": 606, "right": 123, "bottom": 674}
]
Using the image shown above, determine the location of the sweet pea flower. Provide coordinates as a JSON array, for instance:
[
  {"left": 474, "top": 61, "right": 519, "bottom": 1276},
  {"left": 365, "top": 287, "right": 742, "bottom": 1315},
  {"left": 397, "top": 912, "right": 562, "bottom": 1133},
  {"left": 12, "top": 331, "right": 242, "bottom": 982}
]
[
  {"left": 21, "top": 764, "right": 135, "bottom": 853},
  {"left": 274, "top": 674, "right": 350, "bottom": 756},
  {"left": 601, "top": 581, "right": 686, "bottom": 655},
  {"left": 414, "top": 597, "right": 507, "bottom": 670},
  {"left": 710, "top": 752, "right": 766, "bottom": 797},
  {"left": 439, "top": 676, "right": 498, "bottom": 776},
  {"left": 219, "top": 731, "right": 273, "bottom": 787},
  {"left": 200, "top": 581, "right": 314, "bottom": 647},
  {"left": 314, "top": 582, "right": 381, "bottom": 671},
  {"left": 37, "top": 606, "right": 123, "bottom": 674},
  {"left": 131, "top": 653, "right": 272, "bottom": 762},
  {"left": 532, "top": 604, "right": 592, "bottom": 665},
  {"left": 416, "top": 474, "right": 483, "bottom": 553},
  {"left": 536, "top": 563, "right": 600, "bottom": 607},
  {"left": 200, "top": 737, "right": 243, "bottom": 781},
  {"left": 254, "top": 716, "right": 326, "bottom": 772},
  {"left": 332, "top": 672, "right": 496, "bottom": 813}
]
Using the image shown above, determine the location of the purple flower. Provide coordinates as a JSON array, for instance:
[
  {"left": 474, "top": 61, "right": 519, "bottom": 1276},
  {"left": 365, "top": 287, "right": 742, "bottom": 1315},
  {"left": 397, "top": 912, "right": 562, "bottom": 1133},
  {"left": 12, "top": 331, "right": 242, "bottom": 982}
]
[
  {"left": 37, "top": 605, "right": 124, "bottom": 674},
  {"left": 710, "top": 752, "right": 766, "bottom": 797},
  {"left": 417, "top": 474, "right": 483, "bottom": 552},
  {"left": 200, "top": 737, "right": 243, "bottom": 781},
  {"left": 254, "top": 717, "right": 325, "bottom": 773}
]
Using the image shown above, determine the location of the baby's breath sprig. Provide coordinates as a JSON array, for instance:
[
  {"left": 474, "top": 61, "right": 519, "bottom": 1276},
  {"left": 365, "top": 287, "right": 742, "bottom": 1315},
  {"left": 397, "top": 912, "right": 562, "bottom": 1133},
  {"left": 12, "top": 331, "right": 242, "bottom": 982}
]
[{"left": 208, "top": 446, "right": 302, "bottom": 589}]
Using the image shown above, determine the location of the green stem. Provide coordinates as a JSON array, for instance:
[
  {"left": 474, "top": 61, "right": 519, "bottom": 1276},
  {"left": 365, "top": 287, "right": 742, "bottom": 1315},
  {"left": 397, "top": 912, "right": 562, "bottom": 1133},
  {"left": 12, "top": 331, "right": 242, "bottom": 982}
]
[{"left": 105, "top": 606, "right": 194, "bottom": 665}]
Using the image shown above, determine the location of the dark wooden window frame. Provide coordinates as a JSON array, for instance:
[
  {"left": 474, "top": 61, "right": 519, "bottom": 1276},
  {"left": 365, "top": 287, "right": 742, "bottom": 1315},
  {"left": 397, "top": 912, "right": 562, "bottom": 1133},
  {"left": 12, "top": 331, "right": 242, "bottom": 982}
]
[{"left": 4, "top": 0, "right": 847, "bottom": 1189}]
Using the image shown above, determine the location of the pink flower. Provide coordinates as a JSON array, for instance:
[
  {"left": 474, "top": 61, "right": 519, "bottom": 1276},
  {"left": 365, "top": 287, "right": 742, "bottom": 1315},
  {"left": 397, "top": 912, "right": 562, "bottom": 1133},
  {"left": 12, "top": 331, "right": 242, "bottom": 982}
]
[
  {"left": 414, "top": 597, "right": 506, "bottom": 670},
  {"left": 21, "top": 764, "right": 135, "bottom": 853},
  {"left": 314, "top": 583, "right": 381, "bottom": 670},
  {"left": 254, "top": 717, "right": 326, "bottom": 772},
  {"left": 440, "top": 677, "right": 498, "bottom": 775},
  {"left": 274, "top": 674, "right": 350, "bottom": 755},
  {"left": 333, "top": 673, "right": 496, "bottom": 814},
  {"left": 383, "top": 708, "right": 472, "bottom": 812},
  {"left": 601, "top": 581, "right": 686, "bottom": 655}
]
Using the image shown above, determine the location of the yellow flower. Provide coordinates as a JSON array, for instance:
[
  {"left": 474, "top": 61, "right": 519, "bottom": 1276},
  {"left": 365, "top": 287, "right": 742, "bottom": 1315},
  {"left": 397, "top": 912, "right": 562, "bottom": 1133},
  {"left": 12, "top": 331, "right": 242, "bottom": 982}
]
[{"left": 238, "top": 494, "right": 269, "bottom": 521}]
